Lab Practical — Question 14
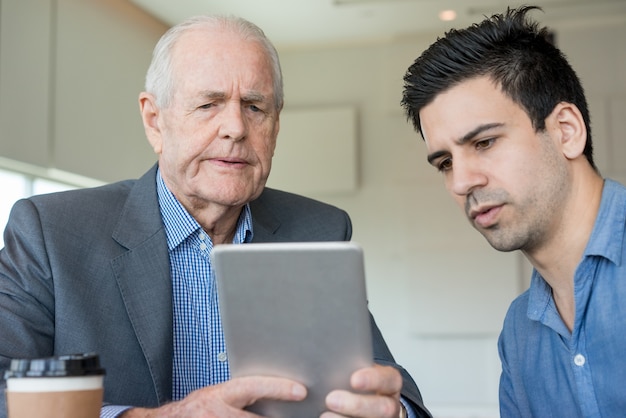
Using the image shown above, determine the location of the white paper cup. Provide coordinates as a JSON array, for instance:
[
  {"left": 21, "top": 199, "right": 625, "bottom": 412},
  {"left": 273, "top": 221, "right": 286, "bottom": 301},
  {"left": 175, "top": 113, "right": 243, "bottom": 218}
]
[{"left": 4, "top": 353, "right": 105, "bottom": 418}]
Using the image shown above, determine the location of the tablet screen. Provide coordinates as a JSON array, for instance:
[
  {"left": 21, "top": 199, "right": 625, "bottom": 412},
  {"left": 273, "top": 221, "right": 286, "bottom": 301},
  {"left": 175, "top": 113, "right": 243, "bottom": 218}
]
[{"left": 212, "top": 241, "right": 373, "bottom": 417}]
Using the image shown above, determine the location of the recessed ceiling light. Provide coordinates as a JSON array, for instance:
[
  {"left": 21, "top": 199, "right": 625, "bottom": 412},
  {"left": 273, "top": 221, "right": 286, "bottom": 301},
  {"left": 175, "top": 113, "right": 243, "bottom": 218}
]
[{"left": 439, "top": 9, "right": 457, "bottom": 22}]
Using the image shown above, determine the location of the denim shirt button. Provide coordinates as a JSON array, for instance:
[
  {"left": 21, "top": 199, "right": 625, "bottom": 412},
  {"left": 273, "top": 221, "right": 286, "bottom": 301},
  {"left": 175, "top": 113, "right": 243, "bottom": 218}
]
[{"left": 574, "top": 354, "right": 586, "bottom": 366}]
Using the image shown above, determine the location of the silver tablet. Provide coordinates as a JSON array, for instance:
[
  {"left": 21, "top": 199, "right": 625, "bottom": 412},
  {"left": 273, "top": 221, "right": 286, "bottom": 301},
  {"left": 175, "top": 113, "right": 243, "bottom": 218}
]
[{"left": 212, "top": 241, "right": 373, "bottom": 417}]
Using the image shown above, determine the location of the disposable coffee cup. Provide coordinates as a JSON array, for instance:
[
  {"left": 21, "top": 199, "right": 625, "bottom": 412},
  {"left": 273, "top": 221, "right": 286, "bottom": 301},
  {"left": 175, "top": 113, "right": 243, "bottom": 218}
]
[{"left": 4, "top": 353, "right": 105, "bottom": 418}]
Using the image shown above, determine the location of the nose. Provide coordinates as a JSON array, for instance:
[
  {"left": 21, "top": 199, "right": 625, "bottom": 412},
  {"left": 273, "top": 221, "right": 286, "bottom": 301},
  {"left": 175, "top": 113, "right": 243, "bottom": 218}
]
[
  {"left": 218, "top": 102, "right": 247, "bottom": 141},
  {"left": 448, "top": 158, "right": 487, "bottom": 197}
]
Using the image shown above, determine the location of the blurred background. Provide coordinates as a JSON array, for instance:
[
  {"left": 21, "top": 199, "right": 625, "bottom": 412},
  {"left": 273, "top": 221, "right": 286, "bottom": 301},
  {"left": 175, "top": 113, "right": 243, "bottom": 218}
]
[{"left": 2, "top": 0, "right": 626, "bottom": 416}]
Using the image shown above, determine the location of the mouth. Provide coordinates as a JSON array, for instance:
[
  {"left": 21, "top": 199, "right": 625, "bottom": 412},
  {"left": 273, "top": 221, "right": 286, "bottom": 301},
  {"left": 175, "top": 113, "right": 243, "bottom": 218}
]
[
  {"left": 212, "top": 157, "right": 248, "bottom": 167},
  {"left": 469, "top": 204, "right": 503, "bottom": 228}
]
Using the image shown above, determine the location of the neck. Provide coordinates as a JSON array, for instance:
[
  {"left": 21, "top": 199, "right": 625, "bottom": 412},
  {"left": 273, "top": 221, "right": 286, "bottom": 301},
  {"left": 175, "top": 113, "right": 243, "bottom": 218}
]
[
  {"left": 181, "top": 198, "right": 244, "bottom": 245},
  {"left": 524, "top": 171, "right": 604, "bottom": 331},
  {"left": 197, "top": 206, "right": 243, "bottom": 245}
]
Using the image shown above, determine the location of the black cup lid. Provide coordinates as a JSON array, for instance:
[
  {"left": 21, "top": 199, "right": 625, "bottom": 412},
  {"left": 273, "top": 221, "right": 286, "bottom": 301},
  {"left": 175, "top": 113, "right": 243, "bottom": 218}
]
[{"left": 4, "top": 353, "right": 105, "bottom": 379}]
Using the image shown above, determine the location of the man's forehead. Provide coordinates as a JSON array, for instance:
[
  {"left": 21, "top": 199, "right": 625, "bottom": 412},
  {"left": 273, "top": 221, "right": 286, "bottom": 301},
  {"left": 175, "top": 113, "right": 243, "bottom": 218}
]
[
  {"left": 420, "top": 78, "right": 513, "bottom": 133},
  {"left": 171, "top": 37, "right": 274, "bottom": 87}
]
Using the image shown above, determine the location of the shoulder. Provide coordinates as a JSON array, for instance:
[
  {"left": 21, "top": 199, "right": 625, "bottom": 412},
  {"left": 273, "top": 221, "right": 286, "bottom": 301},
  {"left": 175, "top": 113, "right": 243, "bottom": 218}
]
[
  {"left": 1, "top": 180, "right": 137, "bottom": 246},
  {"left": 252, "top": 188, "right": 350, "bottom": 222},
  {"left": 253, "top": 188, "right": 345, "bottom": 212},
  {"left": 498, "top": 290, "right": 532, "bottom": 356},
  {"left": 250, "top": 188, "right": 352, "bottom": 242},
  {"left": 504, "top": 290, "right": 531, "bottom": 324},
  {"left": 23, "top": 166, "right": 157, "bottom": 221},
  {"left": 25, "top": 179, "right": 136, "bottom": 218},
  {"left": 500, "top": 290, "right": 532, "bottom": 337}
]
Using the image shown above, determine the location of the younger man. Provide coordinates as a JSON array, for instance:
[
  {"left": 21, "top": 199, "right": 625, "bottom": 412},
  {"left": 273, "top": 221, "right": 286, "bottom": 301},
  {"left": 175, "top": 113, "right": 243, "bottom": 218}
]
[{"left": 402, "top": 5, "right": 626, "bottom": 417}]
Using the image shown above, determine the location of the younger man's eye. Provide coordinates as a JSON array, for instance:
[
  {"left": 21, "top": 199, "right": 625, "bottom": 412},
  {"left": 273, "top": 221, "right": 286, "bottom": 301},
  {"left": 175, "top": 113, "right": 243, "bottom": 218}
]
[{"left": 438, "top": 158, "right": 452, "bottom": 172}]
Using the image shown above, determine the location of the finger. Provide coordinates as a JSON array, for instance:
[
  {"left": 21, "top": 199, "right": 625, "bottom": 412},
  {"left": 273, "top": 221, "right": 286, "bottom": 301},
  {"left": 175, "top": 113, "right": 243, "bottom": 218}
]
[
  {"left": 319, "top": 412, "right": 345, "bottom": 418},
  {"left": 350, "top": 365, "right": 403, "bottom": 396},
  {"left": 222, "top": 376, "right": 307, "bottom": 408},
  {"left": 325, "top": 390, "right": 399, "bottom": 418}
]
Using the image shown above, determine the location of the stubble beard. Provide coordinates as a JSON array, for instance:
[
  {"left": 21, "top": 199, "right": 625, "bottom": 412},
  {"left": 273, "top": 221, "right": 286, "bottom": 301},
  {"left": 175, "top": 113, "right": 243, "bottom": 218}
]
[
  {"left": 477, "top": 211, "right": 545, "bottom": 253},
  {"left": 475, "top": 169, "right": 570, "bottom": 255}
]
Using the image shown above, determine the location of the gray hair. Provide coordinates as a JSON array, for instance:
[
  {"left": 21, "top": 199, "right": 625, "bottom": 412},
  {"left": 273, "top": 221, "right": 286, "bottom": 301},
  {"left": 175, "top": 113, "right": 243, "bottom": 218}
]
[{"left": 144, "top": 15, "right": 284, "bottom": 110}]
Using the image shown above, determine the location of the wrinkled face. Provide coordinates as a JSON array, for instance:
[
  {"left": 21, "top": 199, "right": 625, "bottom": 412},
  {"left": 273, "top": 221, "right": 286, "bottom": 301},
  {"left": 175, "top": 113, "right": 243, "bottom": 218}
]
[
  {"left": 420, "top": 76, "right": 570, "bottom": 253},
  {"left": 144, "top": 28, "right": 280, "bottom": 212}
]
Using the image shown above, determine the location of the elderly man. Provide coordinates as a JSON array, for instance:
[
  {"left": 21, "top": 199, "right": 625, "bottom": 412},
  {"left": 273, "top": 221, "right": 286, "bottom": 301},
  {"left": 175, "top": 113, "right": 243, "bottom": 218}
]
[{"left": 0, "top": 15, "right": 430, "bottom": 418}]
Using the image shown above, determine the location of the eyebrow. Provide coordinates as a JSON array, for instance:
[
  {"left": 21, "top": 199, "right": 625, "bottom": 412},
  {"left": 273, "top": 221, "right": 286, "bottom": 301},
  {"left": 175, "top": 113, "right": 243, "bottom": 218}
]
[
  {"left": 426, "top": 122, "right": 504, "bottom": 165},
  {"left": 241, "top": 92, "right": 268, "bottom": 103},
  {"left": 199, "top": 90, "right": 268, "bottom": 103},
  {"left": 200, "top": 91, "right": 226, "bottom": 101}
]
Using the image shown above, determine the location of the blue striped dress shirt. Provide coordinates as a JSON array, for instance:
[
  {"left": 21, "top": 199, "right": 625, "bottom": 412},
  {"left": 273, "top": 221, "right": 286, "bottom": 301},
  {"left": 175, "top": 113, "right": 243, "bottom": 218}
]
[
  {"left": 99, "top": 171, "right": 252, "bottom": 418},
  {"left": 156, "top": 171, "right": 254, "bottom": 399}
]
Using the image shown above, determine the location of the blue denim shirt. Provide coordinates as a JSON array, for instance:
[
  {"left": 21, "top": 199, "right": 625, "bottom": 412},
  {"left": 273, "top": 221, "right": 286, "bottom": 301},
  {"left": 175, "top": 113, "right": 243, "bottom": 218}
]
[{"left": 498, "top": 179, "right": 626, "bottom": 418}]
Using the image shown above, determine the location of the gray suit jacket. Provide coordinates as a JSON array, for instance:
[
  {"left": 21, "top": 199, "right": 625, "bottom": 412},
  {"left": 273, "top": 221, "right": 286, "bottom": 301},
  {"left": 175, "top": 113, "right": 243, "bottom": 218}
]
[{"left": 0, "top": 165, "right": 430, "bottom": 417}]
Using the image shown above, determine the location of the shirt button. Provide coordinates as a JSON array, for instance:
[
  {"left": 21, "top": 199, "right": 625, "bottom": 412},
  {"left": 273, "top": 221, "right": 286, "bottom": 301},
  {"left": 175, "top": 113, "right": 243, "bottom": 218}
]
[
  {"left": 217, "top": 352, "right": 228, "bottom": 362},
  {"left": 199, "top": 242, "right": 207, "bottom": 251},
  {"left": 199, "top": 232, "right": 206, "bottom": 241},
  {"left": 574, "top": 354, "right": 586, "bottom": 366}
]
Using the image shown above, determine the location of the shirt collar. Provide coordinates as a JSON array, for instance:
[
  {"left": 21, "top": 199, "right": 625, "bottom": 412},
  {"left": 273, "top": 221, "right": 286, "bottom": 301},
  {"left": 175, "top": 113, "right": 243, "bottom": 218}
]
[
  {"left": 156, "top": 168, "right": 253, "bottom": 251},
  {"left": 527, "top": 179, "right": 626, "bottom": 322},
  {"left": 583, "top": 179, "right": 626, "bottom": 265}
]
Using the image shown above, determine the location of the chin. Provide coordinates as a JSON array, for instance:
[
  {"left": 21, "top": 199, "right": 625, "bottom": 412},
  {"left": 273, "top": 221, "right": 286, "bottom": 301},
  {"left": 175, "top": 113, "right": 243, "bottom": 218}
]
[{"left": 484, "top": 235, "right": 523, "bottom": 253}]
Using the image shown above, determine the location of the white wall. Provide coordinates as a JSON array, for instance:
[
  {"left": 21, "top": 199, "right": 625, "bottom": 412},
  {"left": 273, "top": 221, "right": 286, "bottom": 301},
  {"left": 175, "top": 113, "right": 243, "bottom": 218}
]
[
  {"left": 1, "top": 1, "right": 626, "bottom": 416},
  {"left": 0, "top": 0, "right": 165, "bottom": 182}
]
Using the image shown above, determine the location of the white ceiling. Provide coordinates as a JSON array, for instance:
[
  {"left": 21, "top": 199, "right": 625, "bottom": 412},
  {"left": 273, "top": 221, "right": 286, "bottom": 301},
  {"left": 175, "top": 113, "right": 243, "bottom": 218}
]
[{"left": 129, "top": 0, "right": 626, "bottom": 49}]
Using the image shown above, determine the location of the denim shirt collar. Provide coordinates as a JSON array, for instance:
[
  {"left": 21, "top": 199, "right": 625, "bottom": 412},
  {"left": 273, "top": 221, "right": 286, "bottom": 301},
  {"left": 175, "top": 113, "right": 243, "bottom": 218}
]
[{"left": 527, "top": 179, "right": 626, "bottom": 324}]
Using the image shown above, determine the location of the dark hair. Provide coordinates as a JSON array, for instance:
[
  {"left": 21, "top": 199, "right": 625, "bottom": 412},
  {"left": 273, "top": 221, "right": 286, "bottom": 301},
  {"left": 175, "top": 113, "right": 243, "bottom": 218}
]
[{"left": 401, "top": 5, "right": 595, "bottom": 169}]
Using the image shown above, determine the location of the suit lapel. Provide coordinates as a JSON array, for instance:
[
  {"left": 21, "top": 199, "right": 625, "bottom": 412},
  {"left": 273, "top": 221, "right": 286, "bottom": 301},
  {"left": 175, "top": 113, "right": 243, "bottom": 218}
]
[
  {"left": 110, "top": 165, "right": 173, "bottom": 404},
  {"left": 250, "top": 189, "right": 281, "bottom": 242},
  {"left": 106, "top": 176, "right": 287, "bottom": 403}
]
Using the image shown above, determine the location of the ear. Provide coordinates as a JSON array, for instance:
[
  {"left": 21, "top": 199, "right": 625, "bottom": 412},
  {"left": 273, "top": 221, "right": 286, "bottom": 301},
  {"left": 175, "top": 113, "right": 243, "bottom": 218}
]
[
  {"left": 547, "top": 102, "right": 587, "bottom": 160},
  {"left": 271, "top": 113, "right": 280, "bottom": 157},
  {"left": 139, "top": 92, "right": 163, "bottom": 155}
]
